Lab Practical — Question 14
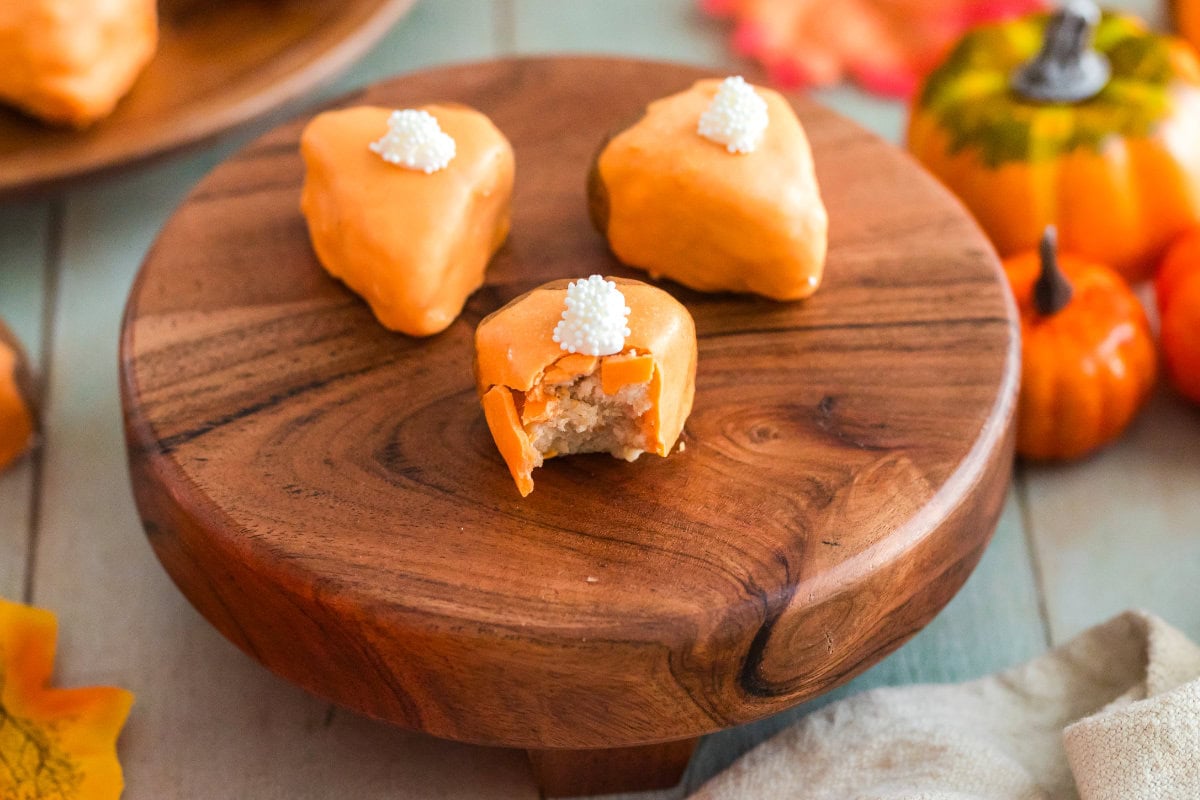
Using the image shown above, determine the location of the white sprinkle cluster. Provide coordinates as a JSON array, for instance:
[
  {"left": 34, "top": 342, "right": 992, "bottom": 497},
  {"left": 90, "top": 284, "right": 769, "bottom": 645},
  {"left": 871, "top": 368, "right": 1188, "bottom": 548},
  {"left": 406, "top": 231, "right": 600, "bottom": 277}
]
[
  {"left": 697, "top": 76, "right": 769, "bottom": 154},
  {"left": 552, "top": 275, "right": 631, "bottom": 357},
  {"left": 369, "top": 109, "right": 456, "bottom": 173}
]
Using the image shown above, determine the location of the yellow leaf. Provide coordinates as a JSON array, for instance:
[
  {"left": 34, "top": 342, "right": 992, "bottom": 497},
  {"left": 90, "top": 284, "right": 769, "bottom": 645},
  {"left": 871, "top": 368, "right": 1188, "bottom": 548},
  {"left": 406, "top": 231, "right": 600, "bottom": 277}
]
[{"left": 0, "top": 597, "right": 133, "bottom": 800}]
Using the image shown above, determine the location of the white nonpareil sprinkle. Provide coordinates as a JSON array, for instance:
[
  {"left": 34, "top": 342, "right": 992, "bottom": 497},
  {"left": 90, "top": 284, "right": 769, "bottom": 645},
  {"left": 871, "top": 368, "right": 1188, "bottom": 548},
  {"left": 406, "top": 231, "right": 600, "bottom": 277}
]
[
  {"left": 369, "top": 109, "right": 456, "bottom": 173},
  {"left": 551, "top": 275, "right": 631, "bottom": 357},
  {"left": 697, "top": 76, "right": 769, "bottom": 154}
]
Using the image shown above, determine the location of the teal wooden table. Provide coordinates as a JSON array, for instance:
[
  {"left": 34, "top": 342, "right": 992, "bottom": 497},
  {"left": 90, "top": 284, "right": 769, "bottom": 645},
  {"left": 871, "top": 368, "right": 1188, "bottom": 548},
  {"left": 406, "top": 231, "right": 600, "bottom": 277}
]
[{"left": 0, "top": 1, "right": 1196, "bottom": 797}]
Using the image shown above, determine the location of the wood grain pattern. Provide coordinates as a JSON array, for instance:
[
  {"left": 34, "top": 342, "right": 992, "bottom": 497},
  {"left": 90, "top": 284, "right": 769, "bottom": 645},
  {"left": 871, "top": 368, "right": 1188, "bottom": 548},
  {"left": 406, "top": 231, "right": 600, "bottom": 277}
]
[
  {"left": 0, "top": 0, "right": 415, "bottom": 200},
  {"left": 120, "top": 58, "right": 1019, "bottom": 752}
]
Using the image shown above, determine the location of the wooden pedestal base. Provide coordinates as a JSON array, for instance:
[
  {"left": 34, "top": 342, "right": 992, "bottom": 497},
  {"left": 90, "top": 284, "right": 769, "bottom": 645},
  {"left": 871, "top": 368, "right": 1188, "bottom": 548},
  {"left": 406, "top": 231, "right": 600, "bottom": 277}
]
[
  {"left": 121, "top": 58, "right": 1017, "bottom": 770},
  {"left": 528, "top": 738, "right": 699, "bottom": 798}
]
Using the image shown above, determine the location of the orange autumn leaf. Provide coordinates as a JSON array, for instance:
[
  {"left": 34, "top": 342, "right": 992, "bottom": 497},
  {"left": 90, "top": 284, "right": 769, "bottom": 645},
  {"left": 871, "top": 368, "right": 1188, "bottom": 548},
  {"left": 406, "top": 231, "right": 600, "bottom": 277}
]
[
  {"left": 701, "top": 0, "right": 1046, "bottom": 96},
  {"left": 0, "top": 597, "right": 133, "bottom": 800}
]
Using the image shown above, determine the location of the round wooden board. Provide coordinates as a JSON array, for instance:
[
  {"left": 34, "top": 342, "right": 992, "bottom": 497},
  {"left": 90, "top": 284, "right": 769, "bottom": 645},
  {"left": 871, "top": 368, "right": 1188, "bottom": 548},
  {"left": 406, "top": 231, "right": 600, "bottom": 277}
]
[
  {"left": 0, "top": 0, "right": 415, "bottom": 200},
  {"left": 121, "top": 57, "right": 1019, "bottom": 750}
]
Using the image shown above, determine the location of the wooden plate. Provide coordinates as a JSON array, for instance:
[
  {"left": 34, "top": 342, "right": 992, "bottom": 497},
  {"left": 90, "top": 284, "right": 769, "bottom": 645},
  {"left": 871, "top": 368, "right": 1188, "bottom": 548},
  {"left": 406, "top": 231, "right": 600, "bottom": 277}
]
[
  {"left": 0, "top": 0, "right": 415, "bottom": 200},
  {"left": 120, "top": 58, "right": 1019, "bottom": 752}
]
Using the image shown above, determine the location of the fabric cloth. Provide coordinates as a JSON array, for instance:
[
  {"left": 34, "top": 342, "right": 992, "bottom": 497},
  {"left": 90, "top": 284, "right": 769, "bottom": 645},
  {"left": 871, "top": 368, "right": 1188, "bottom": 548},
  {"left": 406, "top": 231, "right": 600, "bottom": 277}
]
[{"left": 691, "top": 612, "right": 1200, "bottom": 799}]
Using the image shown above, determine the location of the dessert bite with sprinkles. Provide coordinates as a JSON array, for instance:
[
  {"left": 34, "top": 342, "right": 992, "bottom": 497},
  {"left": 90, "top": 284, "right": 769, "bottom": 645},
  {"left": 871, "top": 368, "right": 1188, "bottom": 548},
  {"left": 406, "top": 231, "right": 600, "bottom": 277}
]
[
  {"left": 589, "top": 75, "right": 828, "bottom": 300},
  {"left": 300, "top": 103, "right": 514, "bottom": 337},
  {"left": 474, "top": 276, "right": 697, "bottom": 497}
]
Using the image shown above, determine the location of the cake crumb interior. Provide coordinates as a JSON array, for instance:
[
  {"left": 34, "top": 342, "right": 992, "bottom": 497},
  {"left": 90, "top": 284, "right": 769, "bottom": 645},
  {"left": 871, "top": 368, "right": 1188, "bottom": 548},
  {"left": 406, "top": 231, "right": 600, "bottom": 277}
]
[{"left": 523, "top": 364, "right": 652, "bottom": 462}]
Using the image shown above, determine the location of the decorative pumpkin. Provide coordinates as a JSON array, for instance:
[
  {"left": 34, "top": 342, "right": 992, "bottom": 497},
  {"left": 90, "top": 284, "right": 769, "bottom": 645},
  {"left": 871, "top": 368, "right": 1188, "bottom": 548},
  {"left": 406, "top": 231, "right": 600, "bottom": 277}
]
[
  {"left": 1004, "top": 227, "right": 1156, "bottom": 461},
  {"left": 0, "top": 596, "right": 134, "bottom": 800},
  {"left": 0, "top": 319, "right": 35, "bottom": 472},
  {"left": 910, "top": 1, "right": 1200, "bottom": 283},
  {"left": 1173, "top": 0, "right": 1200, "bottom": 55},
  {"left": 1156, "top": 228, "right": 1200, "bottom": 403}
]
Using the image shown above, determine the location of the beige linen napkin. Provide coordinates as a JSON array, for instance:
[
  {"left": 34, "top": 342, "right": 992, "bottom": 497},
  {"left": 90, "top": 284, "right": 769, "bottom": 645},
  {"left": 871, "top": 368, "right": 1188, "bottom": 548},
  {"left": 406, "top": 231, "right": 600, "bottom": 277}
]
[{"left": 691, "top": 612, "right": 1200, "bottom": 800}]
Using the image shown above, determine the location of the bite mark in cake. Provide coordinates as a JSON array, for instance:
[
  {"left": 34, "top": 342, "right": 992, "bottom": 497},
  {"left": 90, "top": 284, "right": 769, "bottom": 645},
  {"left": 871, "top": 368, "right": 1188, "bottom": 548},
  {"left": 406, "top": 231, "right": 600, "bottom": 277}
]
[{"left": 475, "top": 277, "right": 696, "bottom": 497}]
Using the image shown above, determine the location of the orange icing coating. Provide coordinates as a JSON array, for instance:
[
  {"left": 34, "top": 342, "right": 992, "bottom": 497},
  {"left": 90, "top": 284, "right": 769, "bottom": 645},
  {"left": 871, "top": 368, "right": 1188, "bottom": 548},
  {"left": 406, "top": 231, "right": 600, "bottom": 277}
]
[
  {"left": 475, "top": 278, "right": 697, "bottom": 496},
  {"left": 301, "top": 104, "right": 514, "bottom": 337},
  {"left": 0, "top": 0, "right": 157, "bottom": 127},
  {"left": 601, "top": 353, "right": 655, "bottom": 393},
  {"left": 598, "top": 79, "right": 827, "bottom": 300},
  {"left": 481, "top": 386, "right": 539, "bottom": 497},
  {"left": 543, "top": 353, "right": 599, "bottom": 384},
  {"left": 0, "top": 327, "right": 34, "bottom": 472}
]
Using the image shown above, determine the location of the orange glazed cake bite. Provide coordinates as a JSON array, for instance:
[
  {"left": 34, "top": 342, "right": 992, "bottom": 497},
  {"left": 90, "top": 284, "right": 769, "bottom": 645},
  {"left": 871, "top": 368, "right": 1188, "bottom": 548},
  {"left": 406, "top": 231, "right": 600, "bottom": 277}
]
[
  {"left": 301, "top": 105, "right": 514, "bottom": 337},
  {"left": 0, "top": 0, "right": 157, "bottom": 126},
  {"left": 590, "top": 76, "right": 828, "bottom": 301},
  {"left": 475, "top": 276, "right": 697, "bottom": 497}
]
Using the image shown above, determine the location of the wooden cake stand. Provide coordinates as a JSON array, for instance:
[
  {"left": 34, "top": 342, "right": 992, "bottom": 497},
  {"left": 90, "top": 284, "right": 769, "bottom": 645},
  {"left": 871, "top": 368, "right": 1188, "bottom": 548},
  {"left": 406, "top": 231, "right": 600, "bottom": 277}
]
[{"left": 120, "top": 58, "right": 1019, "bottom": 797}]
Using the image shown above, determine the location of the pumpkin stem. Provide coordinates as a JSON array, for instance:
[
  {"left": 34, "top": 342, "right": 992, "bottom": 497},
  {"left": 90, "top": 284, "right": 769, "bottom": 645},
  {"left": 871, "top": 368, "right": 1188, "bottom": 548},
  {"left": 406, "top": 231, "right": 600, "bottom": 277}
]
[
  {"left": 1034, "top": 226, "right": 1073, "bottom": 316},
  {"left": 1012, "top": 0, "right": 1110, "bottom": 103}
]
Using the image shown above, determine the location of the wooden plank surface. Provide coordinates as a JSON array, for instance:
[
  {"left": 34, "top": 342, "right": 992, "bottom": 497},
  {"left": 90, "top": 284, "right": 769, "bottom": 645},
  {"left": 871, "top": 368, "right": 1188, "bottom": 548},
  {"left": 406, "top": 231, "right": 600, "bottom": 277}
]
[
  {"left": 0, "top": 199, "right": 50, "bottom": 601},
  {"left": 513, "top": 0, "right": 728, "bottom": 64},
  {"left": 0, "top": 0, "right": 1190, "bottom": 798},
  {"left": 1023, "top": 389, "right": 1200, "bottom": 644}
]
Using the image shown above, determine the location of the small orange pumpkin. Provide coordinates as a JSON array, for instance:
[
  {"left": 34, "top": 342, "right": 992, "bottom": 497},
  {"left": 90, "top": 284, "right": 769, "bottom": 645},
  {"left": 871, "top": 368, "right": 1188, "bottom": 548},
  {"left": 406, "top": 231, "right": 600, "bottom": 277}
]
[
  {"left": 1173, "top": 0, "right": 1200, "bottom": 54},
  {"left": 1004, "top": 227, "right": 1157, "bottom": 460},
  {"left": 0, "top": 319, "right": 35, "bottom": 471},
  {"left": 1156, "top": 227, "right": 1200, "bottom": 403}
]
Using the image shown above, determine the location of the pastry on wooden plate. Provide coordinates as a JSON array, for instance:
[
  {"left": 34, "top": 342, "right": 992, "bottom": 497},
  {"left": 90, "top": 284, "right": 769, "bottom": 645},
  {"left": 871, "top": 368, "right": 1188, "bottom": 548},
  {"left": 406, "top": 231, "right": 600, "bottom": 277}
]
[
  {"left": 301, "top": 104, "right": 515, "bottom": 337},
  {"left": 0, "top": 320, "right": 35, "bottom": 472},
  {"left": 589, "top": 76, "right": 828, "bottom": 300},
  {"left": 0, "top": 0, "right": 157, "bottom": 126},
  {"left": 475, "top": 276, "right": 697, "bottom": 496}
]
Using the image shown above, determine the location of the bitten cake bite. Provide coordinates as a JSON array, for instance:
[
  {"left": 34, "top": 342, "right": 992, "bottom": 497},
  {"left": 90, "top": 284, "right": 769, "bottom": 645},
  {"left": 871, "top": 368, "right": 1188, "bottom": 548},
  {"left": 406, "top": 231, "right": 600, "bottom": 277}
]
[
  {"left": 475, "top": 276, "right": 697, "bottom": 497},
  {"left": 590, "top": 76, "right": 828, "bottom": 301},
  {"left": 0, "top": 0, "right": 157, "bottom": 126},
  {"left": 0, "top": 321, "right": 35, "bottom": 472},
  {"left": 301, "top": 104, "right": 514, "bottom": 337}
]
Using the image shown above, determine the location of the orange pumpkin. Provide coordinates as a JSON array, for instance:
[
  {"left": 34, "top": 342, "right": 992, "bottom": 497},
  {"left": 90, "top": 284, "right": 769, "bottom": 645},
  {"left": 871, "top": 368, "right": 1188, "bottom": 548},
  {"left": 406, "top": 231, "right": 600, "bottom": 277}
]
[
  {"left": 0, "top": 319, "right": 35, "bottom": 471},
  {"left": 1156, "top": 228, "right": 1200, "bottom": 403},
  {"left": 1173, "top": 0, "right": 1200, "bottom": 54},
  {"left": 910, "top": 2, "right": 1200, "bottom": 283},
  {"left": 1004, "top": 228, "right": 1157, "bottom": 460}
]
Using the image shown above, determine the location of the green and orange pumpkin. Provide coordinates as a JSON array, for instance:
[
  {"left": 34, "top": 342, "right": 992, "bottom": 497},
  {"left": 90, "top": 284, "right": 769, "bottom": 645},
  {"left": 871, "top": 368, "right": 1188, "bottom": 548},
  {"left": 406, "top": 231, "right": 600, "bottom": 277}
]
[{"left": 910, "top": 2, "right": 1200, "bottom": 283}]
